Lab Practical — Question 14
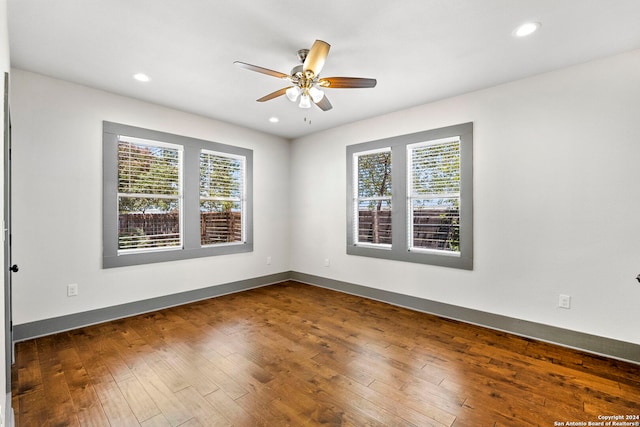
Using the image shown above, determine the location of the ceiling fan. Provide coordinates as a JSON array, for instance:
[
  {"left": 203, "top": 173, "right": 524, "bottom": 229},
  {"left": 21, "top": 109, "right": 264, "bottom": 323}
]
[{"left": 234, "top": 40, "right": 377, "bottom": 111}]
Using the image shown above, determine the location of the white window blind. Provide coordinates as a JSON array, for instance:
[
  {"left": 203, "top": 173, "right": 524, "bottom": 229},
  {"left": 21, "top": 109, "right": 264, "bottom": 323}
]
[
  {"left": 199, "top": 150, "right": 245, "bottom": 246},
  {"left": 117, "top": 136, "right": 183, "bottom": 252},
  {"left": 408, "top": 137, "right": 460, "bottom": 254},
  {"left": 353, "top": 148, "right": 392, "bottom": 246}
]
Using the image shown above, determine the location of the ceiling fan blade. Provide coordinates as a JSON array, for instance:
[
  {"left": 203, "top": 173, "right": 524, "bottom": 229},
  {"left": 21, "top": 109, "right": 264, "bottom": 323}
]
[
  {"left": 319, "top": 77, "right": 377, "bottom": 88},
  {"left": 303, "top": 40, "right": 330, "bottom": 76},
  {"left": 314, "top": 95, "right": 333, "bottom": 111},
  {"left": 234, "top": 61, "right": 289, "bottom": 79},
  {"left": 256, "top": 87, "right": 290, "bottom": 102}
]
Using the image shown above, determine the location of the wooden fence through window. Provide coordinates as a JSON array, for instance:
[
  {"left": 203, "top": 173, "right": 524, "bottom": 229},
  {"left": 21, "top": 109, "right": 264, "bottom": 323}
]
[
  {"left": 358, "top": 208, "right": 459, "bottom": 250},
  {"left": 118, "top": 211, "right": 241, "bottom": 248}
]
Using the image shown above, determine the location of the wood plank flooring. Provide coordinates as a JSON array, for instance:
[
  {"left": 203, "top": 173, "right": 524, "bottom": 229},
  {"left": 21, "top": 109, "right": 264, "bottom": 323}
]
[{"left": 11, "top": 281, "right": 640, "bottom": 426}]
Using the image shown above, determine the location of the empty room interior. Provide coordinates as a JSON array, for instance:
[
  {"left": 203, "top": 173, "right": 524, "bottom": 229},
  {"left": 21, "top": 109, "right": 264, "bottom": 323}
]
[{"left": 1, "top": 1, "right": 639, "bottom": 426}]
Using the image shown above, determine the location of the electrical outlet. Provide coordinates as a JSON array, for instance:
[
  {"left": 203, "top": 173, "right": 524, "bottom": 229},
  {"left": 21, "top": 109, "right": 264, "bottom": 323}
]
[
  {"left": 67, "top": 283, "right": 78, "bottom": 297},
  {"left": 266, "top": 256, "right": 272, "bottom": 265},
  {"left": 324, "top": 258, "right": 330, "bottom": 267},
  {"left": 558, "top": 294, "right": 571, "bottom": 309}
]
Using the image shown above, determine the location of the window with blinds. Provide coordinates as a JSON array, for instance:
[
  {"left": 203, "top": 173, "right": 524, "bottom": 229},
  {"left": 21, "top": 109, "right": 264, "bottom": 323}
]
[
  {"left": 408, "top": 137, "right": 460, "bottom": 253},
  {"left": 346, "top": 122, "right": 472, "bottom": 270},
  {"left": 353, "top": 148, "right": 392, "bottom": 246},
  {"left": 199, "top": 150, "right": 245, "bottom": 246},
  {"left": 104, "top": 121, "right": 253, "bottom": 268},
  {"left": 117, "top": 136, "right": 183, "bottom": 252}
]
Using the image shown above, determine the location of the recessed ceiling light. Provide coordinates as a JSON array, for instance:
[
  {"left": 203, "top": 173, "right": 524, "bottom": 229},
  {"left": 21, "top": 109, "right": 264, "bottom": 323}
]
[
  {"left": 133, "top": 73, "right": 150, "bottom": 82},
  {"left": 513, "top": 22, "right": 541, "bottom": 37},
  {"left": 269, "top": 117, "right": 279, "bottom": 123}
]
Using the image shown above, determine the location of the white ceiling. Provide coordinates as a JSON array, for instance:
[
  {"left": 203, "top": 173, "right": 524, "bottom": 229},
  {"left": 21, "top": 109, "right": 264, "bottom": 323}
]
[{"left": 7, "top": 0, "right": 640, "bottom": 139}]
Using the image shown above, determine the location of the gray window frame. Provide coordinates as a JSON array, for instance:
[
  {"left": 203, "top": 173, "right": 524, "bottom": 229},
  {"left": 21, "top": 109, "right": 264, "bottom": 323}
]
[
  {"left": 103, "top": 121, "right": 253, "bottom": 268},
  {"left": 346, "top": 122, "right": 473, "bottom": 270}
]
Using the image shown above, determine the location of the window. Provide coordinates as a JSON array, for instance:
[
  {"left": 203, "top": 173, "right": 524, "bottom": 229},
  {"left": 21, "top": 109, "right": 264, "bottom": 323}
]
[
  {"left": 199, "top": 150, "right": 246, "bottom": 246},
  {"left": 353, "top": 148, "right": 392, "bottom": 247},
  {"left": 347, "top": 122, "right": 472, "bottom": 270},
  {"left": 117, "top": 137, "right": 183, "bottom": 252},
  {"left": 408, "top": 137, "right": 460, "bottom": 254},
  {"left": 104, "top": 122, "right": 253, "bottom": 268}
]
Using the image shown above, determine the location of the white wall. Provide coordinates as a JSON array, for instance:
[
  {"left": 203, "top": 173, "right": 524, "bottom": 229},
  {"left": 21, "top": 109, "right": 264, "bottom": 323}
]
[
  {"left": 290, "top": 49, "right": 640, "bottom": 345},
  {"left": 9, "top": 69, "right": 291, "bottom": 325}
]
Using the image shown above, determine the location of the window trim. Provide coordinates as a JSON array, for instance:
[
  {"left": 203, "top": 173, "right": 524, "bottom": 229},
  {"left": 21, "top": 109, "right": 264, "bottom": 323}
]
[
  {"left": 103, "top": 121, "right": 253, "bottom": 268},
  {"left": 346, "top": 122, "right": 473, "bottom": 270}
]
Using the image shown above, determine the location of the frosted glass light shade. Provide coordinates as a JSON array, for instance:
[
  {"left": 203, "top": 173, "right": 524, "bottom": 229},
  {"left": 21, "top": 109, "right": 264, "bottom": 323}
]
[
  {"left": 308, "top": 86, "right": 325, "bottom": 102},
  {"left": 286, "top": 86, "right": 301, "bottom": 102},
  {"left": 299, "top": 94, "right": 311, "bottom": 108}
]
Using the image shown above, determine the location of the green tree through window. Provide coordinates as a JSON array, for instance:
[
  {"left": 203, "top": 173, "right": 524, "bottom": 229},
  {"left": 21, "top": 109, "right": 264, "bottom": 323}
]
[{"left": 356, "top": 149, "right": 392, "bottom": 245}]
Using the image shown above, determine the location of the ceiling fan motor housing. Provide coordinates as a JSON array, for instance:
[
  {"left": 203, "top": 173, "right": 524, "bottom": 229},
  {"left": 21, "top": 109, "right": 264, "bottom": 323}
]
[{"left": 290, "top": 64, "right": 304, "bottom": 78}]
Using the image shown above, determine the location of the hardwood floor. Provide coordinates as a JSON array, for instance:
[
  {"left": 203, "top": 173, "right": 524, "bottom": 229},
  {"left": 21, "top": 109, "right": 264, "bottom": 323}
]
[{"left": 11, "top": 281, "right": 640, "bottom": 426}]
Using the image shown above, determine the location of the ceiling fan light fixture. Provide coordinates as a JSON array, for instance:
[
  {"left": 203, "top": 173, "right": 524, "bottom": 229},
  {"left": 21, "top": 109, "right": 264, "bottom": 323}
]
[
  {"left": 235, "top": 39, "right": 376, "bottom": 112},
  {"left": 308, "top": 86, "right": 325, "bottom": 103},
  {"left": 299, "top": 93, "right": 311, "bottom": 108},
  {"left": 286, "top": 86, "right": 301, "bottom": 102}
]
